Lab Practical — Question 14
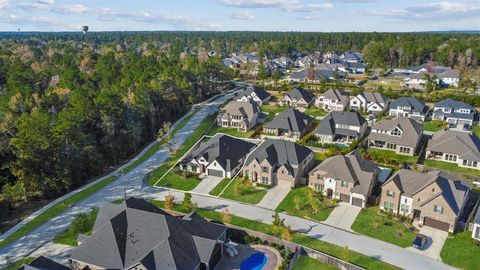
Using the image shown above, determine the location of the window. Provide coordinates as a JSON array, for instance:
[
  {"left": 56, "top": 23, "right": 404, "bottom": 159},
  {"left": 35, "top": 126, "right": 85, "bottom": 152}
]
[
  {"left": 261, "top": 177, "right": 269, "bottom": 184},
  {"left": 434, "top": 205, "right": 444, "bottom": 214},
  {"left": 399, "top": 147, "right": 410, "bottom": 154},
  {"left": 400, "top": 204, "right": 410, "bottom": 213},
  {"left": 315, "top": 184, "right": 324, "bottom": 192},
  {"left": 404, "top": 198, "right": 408, "bottom": 203},
  {"left": 445, "top": 154, "right": 457, "bottom": 162},
  {"left": 432, "top": 188, "right": 435, "bottom": 192},
  {"left": 317, "top": 174, "right": 321, "bottom": 180},
  {"left": 262, "top": 167, "right": 269, "bottom": 173},
  {"left": 390, "top": 128, "right": 401, "bottom": 136},
  {"left": 387, "top": 190, "right": 395, "bottom": 197},
  {"left": 384, "top": 202, "right": 394, "bottom": 212},
  {"left": 341, "top": 181, "right": 348, "bottom": 187},
  {"left": 463, "top": 160, "right": 478, "bottom": 167}
]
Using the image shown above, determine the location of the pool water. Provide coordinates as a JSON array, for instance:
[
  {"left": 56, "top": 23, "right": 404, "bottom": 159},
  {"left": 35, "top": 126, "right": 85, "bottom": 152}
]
[{"left": 240, "top": 252, "right": 268, "bottom": 270}]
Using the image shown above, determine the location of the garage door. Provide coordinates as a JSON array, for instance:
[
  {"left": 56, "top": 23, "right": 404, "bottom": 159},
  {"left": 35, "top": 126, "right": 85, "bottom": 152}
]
[
  {"left": 339, "top": 193, "right": 350, "bottom": 203},
  {"left": 424, "top": 217, "right": 450, "bottom": 232},
  {"left": 207, "top": 169, "right": 224, "bottom": 178},
  {"left": 352, "top": 197, "right": 363, "bottom": 207}
]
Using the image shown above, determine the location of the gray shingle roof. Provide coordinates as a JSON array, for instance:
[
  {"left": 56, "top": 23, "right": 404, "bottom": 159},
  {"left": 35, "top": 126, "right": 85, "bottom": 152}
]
[
  {"left": 289, "top": 68, "right": 335, "bottom": 81},
  {"left": 315, "top": 111, "right": 366, "bottom": 137},
  {"left": 286, "top": 88, "right": 315, "bottom": 103},
  {"left": 71, "top": 198, "right": 226, "bottom": 270},
  {"left": 360, "top": 91, "right": 388, "bottom": 104},
  {"left": 310, "top": 152, "right": 378, "bottom": 196},
  {"left": 181, "top": 134, "right": 257, "bottom": 171},
  {"left": 368, "top": 117, "right": 423, "bottom": 148},
  {"left": 433, "top": 98, "right": 475, "bottom": 121},
  {"left": 245, "top": 139, "right": 313, "bottom": 176},
  {"left": 18, "top": 256, "right": 70, "bottom": 270},
  {"left": 427, "top": 130, "right": 480, "bottom": 162},
  {"left": 390, "top": 97, "right": 428, "bottom": 114},
  {"left": 321, "top": 89, "right": 349, "bottom": 103},
  {"left": 219, "top": 100, "right": 260, "bottom": 125},
  {"left": 264, "top": 108, "right": 314, "bottom": 133},
  {"left": 237, "top": 85, "right": 272, "bottom": 102}
]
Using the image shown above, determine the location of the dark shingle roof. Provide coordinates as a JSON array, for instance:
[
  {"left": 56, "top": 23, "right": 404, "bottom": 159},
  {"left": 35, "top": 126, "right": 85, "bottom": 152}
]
[
  {"left": 368, "top": 117, "right": 423, "bottom": 148},
  {"left": 427, "top": 130, "right": 480, "bottom": 162},
  {"left": 18, "top": 256, "right": 70, "bottom": 270},
  {"left": 265, "top": 108, "right": 314, "bottom": 133},
  {"left": 238, "top": 85, "right": 272, "bottom": 101},
  {"left": 71, "top": 198, "right": 226, "bottom": 270},
  {"left": 390, "top": 97, "right": 428, "bottom": 114},
  {"left": 434, "top": 98, "right": 474, "bottom": 111},
  {"left": 286, "top": 88, "right": 315, "bottom": 103},
  {"left": 315, "top": 111, "right": 366, "bottom": 136}
]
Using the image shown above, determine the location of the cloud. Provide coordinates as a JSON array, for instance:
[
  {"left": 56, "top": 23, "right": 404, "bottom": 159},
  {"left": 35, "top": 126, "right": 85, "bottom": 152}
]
[
  {"left": 227, "top": 11, "right": 255, "bottom": 19},
  {"left": 0, "top": 12, "right": 75, "bottom": 30},
  {"left": 219, "top": 0, "right": 333, "bottom": 12}
]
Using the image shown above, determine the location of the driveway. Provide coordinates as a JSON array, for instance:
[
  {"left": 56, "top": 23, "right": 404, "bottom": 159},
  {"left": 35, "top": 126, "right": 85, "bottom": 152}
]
[
  {"left": 323, "top": 202, "right": 361, "bottom": 232},
  {"left": 406, "top": 226, "right": 448, "bottom": 261},
  {"left": 192, "top": 175, "right": 224, "bottom": 194},
  {"left": 256, "top": 185, "right": 290, "bottom": 210}
]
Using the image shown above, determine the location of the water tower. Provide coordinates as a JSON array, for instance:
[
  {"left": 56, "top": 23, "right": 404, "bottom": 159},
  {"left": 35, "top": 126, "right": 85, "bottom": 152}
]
[{"left": 81, "top": 25, "right": 89, "bottom": 34}]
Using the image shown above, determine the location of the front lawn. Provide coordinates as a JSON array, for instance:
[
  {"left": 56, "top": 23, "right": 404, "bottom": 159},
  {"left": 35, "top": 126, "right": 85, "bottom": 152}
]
[
  {"left": 351, "top": 207, "right": 417, "bottom": 248},
  {"left": 209, "top": 178, "right": 231, "bottom": 196},
  {"left": 304, "top": 107, "right": 328, "bottom": 118},
  {"left": 425, "top": 159, "right": 480, "bottom": 178},
  {"left": 422, "top": 120, "right": 445, "bottom": 132},
  {"left": 440, "top": 231, "right": 480, "bottom": 270},
  {"left": 208, "top": 125, "right": 254, "bottom": 138},
  {"left": 217, "top": 178, "right": 267, "bottom": 204},
  {"left": 155, "top": 168, "right": 201, "bottom": 191},
  {"left": 363, "top": 148, "right": 418, "bottom": 166},
  {"left": 292, "top": 256, "right": 339, "bottom": 270},
  {"left": 276, "top": 187, "right": 333, "bottom": 222},
  {"left": 473, "top": 125, "right": 480, "bottom": 138}
]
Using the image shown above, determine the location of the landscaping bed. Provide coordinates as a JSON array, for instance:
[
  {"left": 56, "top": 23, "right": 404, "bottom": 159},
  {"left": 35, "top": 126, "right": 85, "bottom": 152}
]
[
  {"left": 351, "top": 207, "right": 417, "bottom": 248},
  {"left": 362, "top": 148, "right": 418, "bottom": 167},
  {"left": 276, "top": 187, "right": 334, "bottom": 222}
]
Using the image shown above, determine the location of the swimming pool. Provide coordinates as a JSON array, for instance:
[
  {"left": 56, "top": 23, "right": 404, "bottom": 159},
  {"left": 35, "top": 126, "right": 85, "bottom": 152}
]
[{"left": 240, "top": 252, "right": 268, "bottom": 270}]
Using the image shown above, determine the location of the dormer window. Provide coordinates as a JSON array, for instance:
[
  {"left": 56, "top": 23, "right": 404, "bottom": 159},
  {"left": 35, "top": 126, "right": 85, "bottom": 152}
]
[{"left": 390, "top": 127, "right": 401, "bottom": 136}]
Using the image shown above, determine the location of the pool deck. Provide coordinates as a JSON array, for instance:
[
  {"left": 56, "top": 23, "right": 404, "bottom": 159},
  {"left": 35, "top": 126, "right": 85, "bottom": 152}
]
[{"left": 215, "top": 244, "right": 281, "bottom": 270}]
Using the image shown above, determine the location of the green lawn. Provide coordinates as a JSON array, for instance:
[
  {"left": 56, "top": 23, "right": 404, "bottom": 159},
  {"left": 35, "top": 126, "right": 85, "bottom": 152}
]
[
  {"left": 155, "top": 168, "right": 201, "bottom": 191},
  {"left": 261, "top": 104, "right": 286, "bottom": 114},
  {"left": 208, "top": 125, "right": 254, "bottom": 138},
  {"left": 304, "top": 107, "right": 328, "bottom": 117},
  {"left": 292, "top": 256, "right": 339, "bottom": 270},
  {"left": 147, "top": 114, "right": 215, "bottom": 186},
  {"left": 422, "top": 120, "right": 445, "bottom": 132},
  {"left": 425, "top": 159, "right": 480, "bottom": 178},
  {"left": 0, "top": 257, "right": 35, "bottom": 270},
  {"left": 364, "top": 148, "right": 418, "bottom": 166},
  {"left": 440, "top": 231, "right": 480, "bottom": 270},
  {"left": 0, "top": 175, "right": 117, "bottom": 249},
  {"left": 276, "top": 187, "right": 333, "bottom": 222},
  {"left": 473, "top": 126, "right": 480, "bottom": 138},
  {"left": 149, "top": 200, "right": 399, "bottom": 270},
  {"left": 351, "top": 207, "right": 417, "bottom": 248},
  {"left": 53, "top": 208, "right": 99, "bottom": 246},
  {"left": 215, "top": 178, "right": 267, "bottom": 204}
]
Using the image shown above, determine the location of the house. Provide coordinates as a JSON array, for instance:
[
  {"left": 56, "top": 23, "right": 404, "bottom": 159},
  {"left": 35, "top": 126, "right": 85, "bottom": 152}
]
[
  {"left": 426, "top": 130, "right": 480, "bottom": 170},
  {"left": 243, "top": 139, "right": 315, "bottom": 187},
  {"left": 263, "top": 108, "right": 314, "bottom": 139},
  {"left": 432, "top": 98, "right": 476, "bottom": 128},
  {"left": 308, "top": 152, "right": 379, "bottom": 208},
  {"left": 315, "top": 89, "right": 350, "bottom": 111},
  {"left": 472, "top": 206, "right": 480, "bottom": 240},
  {"left": 179, "top": 134, "right": 257, "bottom": 178},
  {"left": 380, "top": 170, "right": 470, "bottom": 232},
  {"left": 400, "top": 65, "right": 460, "bottom": 88},
  {"left": 236, "top": 85, "right": 272, "bottom": 105},
  {"left": 315, "top": 111, "right": 367, "bottom": 144},
  {"left": 70, "top": 198, "right": 227, "bottom": 270},
  {"left": 217, "top": 100, "right": 261, "bottom": 131},
  {"left": 344, "top": 62, "right": 367, "bottom": 74},
  {"left": 389, "top": 97, "right": 429, "bottom": 122},
  {"left": 323, "top": 52, "right": 341, "bottom": 64},
  {"left": 18, "top": 256, "right": 70, "bottom": 270},
  {"left": 278, "top": 88, "right": 315, "bottom": 108},
  {"left": 340, "top": 51, "right": 364, "bottom": 63},
  {"left": 350, "top": 91, "right": 389, "bottom": 114},
  {"left": 287, "top": 68, "right": 336, "bottom": 83}
]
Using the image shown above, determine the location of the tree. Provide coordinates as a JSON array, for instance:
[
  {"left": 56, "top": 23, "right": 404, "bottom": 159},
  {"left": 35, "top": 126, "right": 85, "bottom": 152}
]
[
  {"left": 165, "top": 193, "right": 175, "bottom": 210},
  {"left": 221, "top": 208, "right": 232, "bottom": 224},
  {"left": 281, "top": 226, "right": 292, "bottom": 241},
  {"left": 341, "top": 245, "right": 351, "bottom": 261},
  {"left": 2, "top": 181, "right": 26, "bottom": 208},
  {"left": 182, "top": 193, "right": 192, "bottom": 211},
  {"left": 293, "top": 196, "right": 301, "bottom": 211}
]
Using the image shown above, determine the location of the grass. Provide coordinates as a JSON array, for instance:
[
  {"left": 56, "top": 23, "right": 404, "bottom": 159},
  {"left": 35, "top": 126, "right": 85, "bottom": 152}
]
[
  {"left": 209, "top": 178, "right": 231, "bottom": 196},
  {"left": 214, "top": 178, "right": 267, "bottom": 204},
  {"left": 0, "top": 175, "right": 117, "bottom": 249},
  {"left": 422, "top": 120, "right": 445, "bottom": 133},
  {"left": 473, "top": 126, "right": 480, "bottom": 138},
  {"left": 261, "top": 104, "right": 287, "bottom": 121},
  {"left": 276, "top": 187, "right": 333, "bottom": 222},
  {"left": 425, "top": 159, "right": 480, "bottom": 178},
  {"left": 0, "top": 257, "right": 35, "bottom": 270},
  {"left": 440, "top": 231, "right": 480, "bottom": 270},
  {"left": 155, "top": 168, "right": 201, "bottom": 191},
  {"left": 364, "top": 148, "right": 418, "bottom": 166},
  {"left": 147, "top": 114, "right": 215, "bottom": 186},
  {"left": 304, "top": 107, "right": 328, "bottom": 117},
  {"left": 208, "top": 125, "right": 254, "bottom": 138},
  {"left": 292, "top": 255, "right": 339, "bottom": 270},
  {"left": 150, "top": 200, "right": 400, "bottom": 270},
  {"left": 53, "top": 208, "right": 99, "bottom": 246},
  {"left": 351, "top": 207, "right": 417, "bottom": 248}
]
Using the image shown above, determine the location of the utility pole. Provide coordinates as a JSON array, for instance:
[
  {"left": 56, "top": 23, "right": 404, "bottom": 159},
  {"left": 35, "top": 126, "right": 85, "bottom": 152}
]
[{"left": 123, "top": 170, "right": 127, "bottom": 201}]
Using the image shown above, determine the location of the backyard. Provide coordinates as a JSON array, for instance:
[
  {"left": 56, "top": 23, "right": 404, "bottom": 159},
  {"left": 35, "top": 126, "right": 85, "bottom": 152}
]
[
  {"left": 351, "top": 207, "right": 417, "bottom": 248},
  {"left": 304, "top": 107, "right": 328, "bottom": 118},
  {"left": 424, "top": 159, "right": 480, "bottom": 178},
  {"left": 422, "top": 120, "right": 445, "bottom": 132},
  {"left": 440, "top": 231, "right": 480, "bottom": 270},
  {"left": 292, "top": 256, "right": 339, "bottom": 270},
  {"left": 276, "top": 187, "right": 334, "bottom": 222},
  {"left": 208, "top": 125, "right": 255, "bottom": 138},
  {"left": 362, "top": 148, "right": 418, "bottom": 167},
  {"left": 210, "top": 177, "right": 267, "bottom": 204}
]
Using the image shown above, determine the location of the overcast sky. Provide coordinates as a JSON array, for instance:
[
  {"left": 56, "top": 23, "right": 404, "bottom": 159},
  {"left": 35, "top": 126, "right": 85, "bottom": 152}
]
[{"left": 0, "top": 0, "right": 479, "bottom": 32}]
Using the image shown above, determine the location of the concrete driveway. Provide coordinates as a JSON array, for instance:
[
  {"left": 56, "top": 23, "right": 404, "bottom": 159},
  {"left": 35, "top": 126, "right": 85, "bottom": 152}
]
[
  {"left": 256, "top": 185, "right": 290, "bottom": 210},
  {"left": 192, "top": 175, "right": 224, "bottom": 194},
  {"left": 323, "top": 202, "right": 361, "bottom": 231},
  {"left": 406, "top": 226, "right": 448, "bottom": 261}
]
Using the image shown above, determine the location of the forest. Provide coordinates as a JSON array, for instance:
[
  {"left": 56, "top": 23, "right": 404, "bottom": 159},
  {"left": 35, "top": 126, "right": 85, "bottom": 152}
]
[{"left": 1, "top": 31, "right": 480, "bottom": 212}]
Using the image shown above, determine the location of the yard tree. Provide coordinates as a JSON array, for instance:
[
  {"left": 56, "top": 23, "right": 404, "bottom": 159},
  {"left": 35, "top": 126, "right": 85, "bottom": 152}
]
[
  {"left": 164, "top": 193, "right": 175, "bottom": 210},
  {"left": 281, "top": 226, "right": 292, "bottom": 241},
  {"left": 182, "top": 193, "right": 193, "bottom": 211},
  {"left": 221, "top": 208, "right": 232, "bottom": 224}
]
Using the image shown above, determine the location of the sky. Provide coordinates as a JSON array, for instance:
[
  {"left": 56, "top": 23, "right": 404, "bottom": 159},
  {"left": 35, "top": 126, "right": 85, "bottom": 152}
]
[{"left": 0, "top": 0, "right": 479, "bottom": 32}]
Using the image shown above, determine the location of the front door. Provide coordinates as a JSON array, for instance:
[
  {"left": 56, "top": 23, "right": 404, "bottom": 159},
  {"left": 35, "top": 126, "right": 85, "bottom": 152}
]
[
  {"left": 326, "top": 188, "right": 333, "bottom": 198},
  {"left": 413, "top": 209, "right": 421, "bottom": 219},
  {"left": 200, "top": 164, "right": 206, "bottom": 173}
]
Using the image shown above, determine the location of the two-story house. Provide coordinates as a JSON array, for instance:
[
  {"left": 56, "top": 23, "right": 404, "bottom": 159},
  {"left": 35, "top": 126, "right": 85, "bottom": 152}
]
[
  {"left": 389, "top": 97, "right": 429, "bottom": 122},
  {"left": 350, "top": 91, "right": 389, "bottom": 114},
  {"left": 278, "top": 88, "right": 315, "bottom": 108},
  {"left": 315, "top": 89, "right": 350, "bottom": 111},
  {"left": 179, "top": 134, "right": 257, "bottom": 178},
  {"left": 217, "top": 100, "right": 261, "bottom": 131},
  {"left": 367, "top": 117, "right": 423, "bottom": 156},
  {"left": 263, "top": 108, "right": 314, "bottom": 139},
  {"left": 308, "top": 152, "right": 379, "bottom": 208},
  {"left": 236, "top": 85, "right": 272, "bottom": 105},
  {"left": 315, "top": 111, "right": 367, "bottom": 144},
  {"left": 432, "top": 98, "right": 476, "bottom": 128},
  {"left": 426, "top": 130, "right": 480, "bottom": 171},
  {"left": 243, "top": 139, "right": 315, "bottom": 188},
  {"left": 380, "top": 170, "right": 470, "bottom": 232}
]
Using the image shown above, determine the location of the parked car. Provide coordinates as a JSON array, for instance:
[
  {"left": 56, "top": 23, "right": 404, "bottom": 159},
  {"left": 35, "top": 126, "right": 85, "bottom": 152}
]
[{"left": 412, "top": 234, "right": 428, "bottom": 250}]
